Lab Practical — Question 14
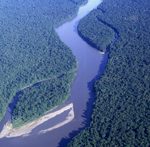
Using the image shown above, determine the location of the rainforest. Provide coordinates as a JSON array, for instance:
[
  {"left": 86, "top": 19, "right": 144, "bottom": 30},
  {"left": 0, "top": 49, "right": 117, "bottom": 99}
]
[{"left": 0, "top": 0, "right": 149, "bottom": 147}]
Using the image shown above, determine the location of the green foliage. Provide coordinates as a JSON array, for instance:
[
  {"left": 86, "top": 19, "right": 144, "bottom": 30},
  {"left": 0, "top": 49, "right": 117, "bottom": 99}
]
[
  {"left": 78, "top": 11, "right": 115, "bottom": 52},
  {"left": 69, "top": 0, "right": 150, "bottom": 146},
  {"left": 0, "top": 0, "right": 85, "bottom": 124},
  {"left": 12, "top": 72, "right": 74, "bottom": 127}
]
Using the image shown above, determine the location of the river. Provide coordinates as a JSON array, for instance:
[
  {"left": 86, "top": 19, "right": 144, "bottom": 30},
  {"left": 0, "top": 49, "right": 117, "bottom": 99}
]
[{"left": 0, "top": 0, "right": 107, "bottom": 146}]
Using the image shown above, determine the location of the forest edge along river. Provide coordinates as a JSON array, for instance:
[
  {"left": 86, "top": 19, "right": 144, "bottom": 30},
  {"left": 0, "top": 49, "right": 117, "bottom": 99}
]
[{"left": 0, "top": 0, "right": 108, "bottom": 146}]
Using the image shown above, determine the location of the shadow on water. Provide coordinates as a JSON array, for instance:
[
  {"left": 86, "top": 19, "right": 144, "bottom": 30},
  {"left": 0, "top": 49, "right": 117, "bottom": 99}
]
[
  {"left": 0, "top": 92, "right": 22, "bottom": 131},
  {"left": 8, "top": 92, "right": 23, "bottom": 114},
  {"left": 0, "top": 82, "right": 40, "bottom": 131},
  {"left": 59, "top": 53, "right": 108, "bottom": 147},
  {"left": 0, "top": 1, "right": 121, "bottom": 147},
  {"left": 58, "top": 14, "right": 121, "bottom": 146},
  {"left": 0, "top": 91, "right": 23, "bottom": 131}
]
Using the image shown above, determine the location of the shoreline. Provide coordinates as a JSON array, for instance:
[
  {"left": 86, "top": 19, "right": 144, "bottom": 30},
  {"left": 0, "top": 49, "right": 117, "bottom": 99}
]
[
  {"left": 0, "top": 103, "right": 74, "bottom": 138},
  {"left": 0, "top": 1, "right": 105, "bottom": 147}
]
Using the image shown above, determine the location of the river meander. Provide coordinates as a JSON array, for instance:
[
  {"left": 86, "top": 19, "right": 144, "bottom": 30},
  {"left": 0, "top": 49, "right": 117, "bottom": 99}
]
[{"left": 0, "top": 0, "right": 107, "bottom": 146}]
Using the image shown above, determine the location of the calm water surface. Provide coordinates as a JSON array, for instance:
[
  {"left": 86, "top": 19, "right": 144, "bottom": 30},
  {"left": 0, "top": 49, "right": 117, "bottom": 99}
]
[{"left": 0, "top": 0, "right": 107, "bottom": 146}]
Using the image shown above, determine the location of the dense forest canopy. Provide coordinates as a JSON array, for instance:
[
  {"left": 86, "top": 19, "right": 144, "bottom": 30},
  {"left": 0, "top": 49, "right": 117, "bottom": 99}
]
[
  {"left": 0, "top": 0, "right": 86, "bottom": 126},
  {"left": 69, "top": 0, "right": 150, "bottom": 146},
  {"left": 78, "top": 11, "right": 115, "bottom": 52}
]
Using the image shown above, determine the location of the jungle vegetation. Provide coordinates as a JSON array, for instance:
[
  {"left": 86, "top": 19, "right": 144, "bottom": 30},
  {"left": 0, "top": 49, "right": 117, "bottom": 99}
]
[
  {"left": 11, "top": 72, "right": 74, "bottom": 127},
  {"left": 0, "top": 0, "right": 85, "bottom": 126},
  {"left": 69, "top": 0, "right": 150, "bottom": 146},
  {"left": 78, "top": 11, "right": 115, "bottom": 52}
]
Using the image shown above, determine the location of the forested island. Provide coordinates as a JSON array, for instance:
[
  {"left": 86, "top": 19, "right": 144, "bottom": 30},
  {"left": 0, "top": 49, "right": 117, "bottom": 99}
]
[
  {"left": 69, "top": 0, "right": 150, "bottom": 146},
  {"left": 0, "top": 0, "right": 149, "bottom": 146},
  {"left": 0, "top": 0, "right": 86, "bottom": 127}
]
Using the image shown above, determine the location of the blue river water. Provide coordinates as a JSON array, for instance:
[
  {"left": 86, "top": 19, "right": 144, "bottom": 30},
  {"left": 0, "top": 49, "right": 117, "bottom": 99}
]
[{"left": 0, "top": 0, "right": 107, "bottom": 146}]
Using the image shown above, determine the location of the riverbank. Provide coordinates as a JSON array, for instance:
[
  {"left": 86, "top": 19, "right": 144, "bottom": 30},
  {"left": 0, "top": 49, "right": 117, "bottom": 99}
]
[
  {"left": 0, "top": 0, "right": 105, "bottom": 146},
  {"left": 0, "top": 103, "right": 74, "bottom": 138},
  {"left": 68, "top": 0, "right": 150, "bottom": 146}
]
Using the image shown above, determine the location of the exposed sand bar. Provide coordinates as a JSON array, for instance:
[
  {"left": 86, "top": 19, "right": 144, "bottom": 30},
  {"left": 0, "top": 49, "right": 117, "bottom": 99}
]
[
  {"left": 39, "top": 106, "right": 74, "bottom": 134},
  {"left": 0, "top": 103, "right": 74, "bottom": 138}
]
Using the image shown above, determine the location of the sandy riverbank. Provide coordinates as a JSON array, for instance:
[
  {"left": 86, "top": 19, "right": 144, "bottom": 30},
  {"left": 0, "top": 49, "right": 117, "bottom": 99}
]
[
  {"left": 39, "top": 106, "right": 74, "bottom": 135},
  {"left": 0, "top": 103, "right": 74, "bottom": 138}
]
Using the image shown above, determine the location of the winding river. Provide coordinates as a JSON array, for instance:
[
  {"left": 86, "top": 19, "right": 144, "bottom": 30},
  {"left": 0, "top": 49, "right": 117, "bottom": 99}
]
[{"left": 0, "top": 0, "right": 107, "bottom": 146}]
